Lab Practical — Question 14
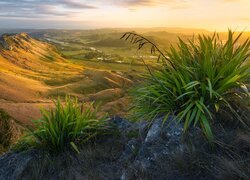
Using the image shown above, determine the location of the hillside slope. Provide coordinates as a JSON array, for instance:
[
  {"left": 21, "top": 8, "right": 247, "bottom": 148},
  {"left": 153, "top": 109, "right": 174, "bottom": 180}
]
[
  {"left": 0, "top": 33, "right": 133, "bottom": 124},
  {"left": 0, "top": 33, "right": 80, "bottom": 102}
]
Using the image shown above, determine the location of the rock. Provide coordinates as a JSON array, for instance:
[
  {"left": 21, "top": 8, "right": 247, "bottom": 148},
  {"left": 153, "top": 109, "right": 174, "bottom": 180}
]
[
  {"left": 111, "top": 116, "right": 133, "bottom": 131},
  {"left": 118, "top": 138, "right": 138, "bottom": 163},
  {"left": 144, "top": 117, "right": 162, "bottom": 143},
  {"left": 122, "top": 116, "right": 187, "bottom": 180},
  {"left": 0, "top": 150, "right": 35, "bottom": 179},
  {"left": 0, "top": 116, "right": 197, "bottom": 180},
  {"left": 0, "top": 115, "right": 249, "bottom": 180}
]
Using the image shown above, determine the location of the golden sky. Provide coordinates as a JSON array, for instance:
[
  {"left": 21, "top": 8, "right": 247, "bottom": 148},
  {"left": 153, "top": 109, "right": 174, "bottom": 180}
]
[{"left": 0, "top": 0, "right": 249, "bottom": 31}]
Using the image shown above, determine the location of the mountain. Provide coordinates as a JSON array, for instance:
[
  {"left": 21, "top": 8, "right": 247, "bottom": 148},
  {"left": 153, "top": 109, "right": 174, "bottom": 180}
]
[
  {"left": 0, "top": 32, "right": 70, "bottom": 72},
  {"left": 0, "top": 33, "right": 78, "bottom": 102},
  {"left": 0, "top": 33, "right": 133, "bottom": 124}
]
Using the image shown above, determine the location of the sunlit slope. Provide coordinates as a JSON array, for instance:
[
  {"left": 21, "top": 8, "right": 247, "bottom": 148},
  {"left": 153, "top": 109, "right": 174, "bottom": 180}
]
[
  {"left": 0, "top": 33, "right": 81, "bottom": 74},
  {"left": 0, "top": 33, "right": 82, "bottom": 101},
  {"left": 0, "top": 33, "right": 134, "bottom": 122}
]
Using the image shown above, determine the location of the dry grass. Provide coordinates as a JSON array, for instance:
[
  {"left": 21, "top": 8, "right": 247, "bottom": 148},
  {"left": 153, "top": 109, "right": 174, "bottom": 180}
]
[
  {"left": 0, "top": 33, "right": 133, "bottom": 126},
  {"left": 0, "top": 109, "right": 23, "bottom": 154}
]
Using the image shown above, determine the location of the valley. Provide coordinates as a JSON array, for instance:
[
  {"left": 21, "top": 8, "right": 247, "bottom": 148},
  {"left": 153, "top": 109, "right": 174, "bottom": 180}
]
[
  {"left": 0, "top": 28, "right": 249, "bottom": 125},
  {"left": 0, "top": 1, "right": 249, "bottom": 178},
  {"left": 0, "top": 31, "right": 141, "bottom": 125}
]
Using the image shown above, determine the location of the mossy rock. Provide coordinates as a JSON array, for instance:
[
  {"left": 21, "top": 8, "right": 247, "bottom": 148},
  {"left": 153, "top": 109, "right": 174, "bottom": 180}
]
[{"left": 0, "top": 109, "right": 11, "bottom": 147}]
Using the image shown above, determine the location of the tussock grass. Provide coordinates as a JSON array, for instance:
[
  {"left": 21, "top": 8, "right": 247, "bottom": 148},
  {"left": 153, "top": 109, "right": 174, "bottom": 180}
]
[
  {"left": 123, "top": 30, "right": 250, "bottom": 142},
  {"left": 16, "top": 97, "right": 110, "bottom": 153}
]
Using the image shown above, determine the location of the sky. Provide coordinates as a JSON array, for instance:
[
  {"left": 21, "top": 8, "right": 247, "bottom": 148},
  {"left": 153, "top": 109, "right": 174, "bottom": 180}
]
[{"left": 0, "top": 0, "right": 249, "bottom": 31}]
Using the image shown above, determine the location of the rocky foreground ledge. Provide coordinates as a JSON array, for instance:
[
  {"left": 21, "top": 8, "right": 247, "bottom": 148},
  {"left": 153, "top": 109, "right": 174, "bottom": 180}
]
[{"left": 0, "top": 116, "right": 249, "bottom": 180}]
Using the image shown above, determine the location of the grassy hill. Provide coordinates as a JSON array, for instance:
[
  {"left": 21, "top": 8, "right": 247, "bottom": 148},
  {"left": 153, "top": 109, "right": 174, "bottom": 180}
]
[
  {"left": 0, "top": 33, "right": 137, "bottom": 124},
  {"left": 1, "top": 28, "right": 249, "bottom": 124},
  {"left": 0, "top": 33, "right": 80, "bottom": 101}
]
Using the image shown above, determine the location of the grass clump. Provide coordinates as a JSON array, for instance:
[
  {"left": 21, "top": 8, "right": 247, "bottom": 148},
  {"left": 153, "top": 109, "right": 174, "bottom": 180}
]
[
  {"left": 0, "top": 109, "right": 11, "bottom": 148},
  {"left": 17, "top": 97, "right": 110, "bottom": 153},
  {"left": 123, "top": 30, "right": 250, "bottom": 142}
]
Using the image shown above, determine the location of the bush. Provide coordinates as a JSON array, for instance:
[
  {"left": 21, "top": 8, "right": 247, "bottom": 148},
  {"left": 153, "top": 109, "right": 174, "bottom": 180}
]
[
  {"left": 17, "top": 97, "right": 110, "bottom": 153},
  {"left": 123, "top": 31, "right": 250, "bottom": 142},
  {"left": 0, "top": 109, "right": 11, "bottom": 148}
]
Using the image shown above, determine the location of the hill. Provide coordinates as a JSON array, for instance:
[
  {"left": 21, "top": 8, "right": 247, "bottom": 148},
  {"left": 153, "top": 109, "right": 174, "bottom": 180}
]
[
  {"left": 0, "top": 33, "right": 134, "bottom": 125},
  {"left": 0, "top": 33, "right": 79, "bottom": 102}
]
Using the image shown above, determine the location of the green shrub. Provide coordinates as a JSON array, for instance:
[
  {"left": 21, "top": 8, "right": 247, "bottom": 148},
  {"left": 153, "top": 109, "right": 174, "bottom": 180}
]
[
  {"left": 0, "top": 109, "right": 11, "bottom": 148},
  {"left": 17, "top": 97, "right": 110, "bottom": 153},
  {"left": 123, "top": 31, "right": 250, "bottom": 142}
]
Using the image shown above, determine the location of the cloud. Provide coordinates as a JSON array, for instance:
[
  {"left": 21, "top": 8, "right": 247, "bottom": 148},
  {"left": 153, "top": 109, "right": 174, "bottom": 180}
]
[
  {"left": 108, "top": 0, "right": 178, "bottom": 7},
  {"left": 0, "top": 0, "right": 96, "bottom": 19},
  {"left": 0, "top": 0, "right": 189, "bottom": 19},
  {"left": 223, "top": 0, "right": 241, "bottom": 2},
  {"left": 113, "top": 0, "right": 157, "bottom": 7},
  {"left": 106, "top": 0, "right": 190, "bottom": 10},
  {"left": 61, "top": 0, "right": 96, "bottom": 9},
  {"left": 0, "top": 18, "right": 94, "bottom": 29}
]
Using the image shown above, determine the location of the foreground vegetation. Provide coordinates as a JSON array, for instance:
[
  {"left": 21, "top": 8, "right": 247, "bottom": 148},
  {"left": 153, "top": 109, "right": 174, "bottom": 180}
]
[
  {"left": 123, "top": 30, "right": 250, "bottom": 142},
  {"left": 0, "top": 109, "right": 11, "bottom": 153},
  {"left": 0, "top": 29, "right": 249, "bottom": 179},
  {"left": 16, "top": 98, "right": 110, "bottom": 153},
  {"left": 5, "top": 30, "right": 249, "bottom": 153}
]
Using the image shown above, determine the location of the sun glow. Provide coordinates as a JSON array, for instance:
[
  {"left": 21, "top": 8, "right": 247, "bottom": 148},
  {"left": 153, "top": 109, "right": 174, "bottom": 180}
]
[{"left": 0, "top": 0, "right": 249, "bottom": 31}]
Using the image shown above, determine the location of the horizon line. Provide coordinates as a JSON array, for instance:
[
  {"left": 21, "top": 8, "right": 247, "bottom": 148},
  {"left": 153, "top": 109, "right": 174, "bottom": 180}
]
[{"left": 1, "top": 26, "right": 250, "bottom": 33}]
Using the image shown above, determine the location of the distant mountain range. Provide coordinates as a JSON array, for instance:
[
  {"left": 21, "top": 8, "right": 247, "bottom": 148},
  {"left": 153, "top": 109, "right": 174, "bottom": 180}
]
[{"left": 0, "top": 27, "right": 211, "bottom": 36}]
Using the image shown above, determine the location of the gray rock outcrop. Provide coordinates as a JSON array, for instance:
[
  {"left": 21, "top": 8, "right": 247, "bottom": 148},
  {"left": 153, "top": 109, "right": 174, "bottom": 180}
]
[{"left": 0, "top": 116, "right": 249, "bottom": 180}]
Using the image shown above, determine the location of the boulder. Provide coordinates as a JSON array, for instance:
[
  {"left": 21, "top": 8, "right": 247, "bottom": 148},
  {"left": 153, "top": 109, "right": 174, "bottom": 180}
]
[{"left": 0, "top": 116, "right": 249, "bottom": 180}]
